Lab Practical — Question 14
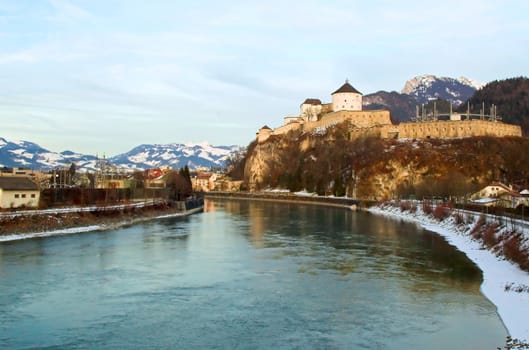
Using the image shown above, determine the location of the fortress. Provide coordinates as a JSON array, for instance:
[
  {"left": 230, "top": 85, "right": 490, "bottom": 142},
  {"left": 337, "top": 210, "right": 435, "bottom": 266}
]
[{"left": 256, "top": 80, "right": 522, "bottom": 143}]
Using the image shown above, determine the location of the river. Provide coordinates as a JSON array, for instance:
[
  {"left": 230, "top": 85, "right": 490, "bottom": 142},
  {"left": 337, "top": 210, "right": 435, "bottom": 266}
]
[{"left": 0, "top": 199, "right": 506, "bottom": 349}]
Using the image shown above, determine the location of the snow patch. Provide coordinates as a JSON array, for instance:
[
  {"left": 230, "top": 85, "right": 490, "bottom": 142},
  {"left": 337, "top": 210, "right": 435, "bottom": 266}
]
[{"left": 369, "top": 203, "right": 529, "bottom": 341}]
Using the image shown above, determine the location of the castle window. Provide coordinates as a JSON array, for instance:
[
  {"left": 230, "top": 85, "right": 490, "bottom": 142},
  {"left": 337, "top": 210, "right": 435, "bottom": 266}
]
[
  {"left": 14, "top": 194, "right": 19, "bottom": 198},
  {"left": 22, "top": 194, "right": 26, "bottom": 198},
  {"left": 31, "top": 194, "right": 36, "bottom": 198}
]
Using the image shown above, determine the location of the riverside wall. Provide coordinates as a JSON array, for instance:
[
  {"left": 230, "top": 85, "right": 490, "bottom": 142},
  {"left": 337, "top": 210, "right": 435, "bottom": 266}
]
[{"left": 205, "top": 191, "right": 360, "bottom": 210}]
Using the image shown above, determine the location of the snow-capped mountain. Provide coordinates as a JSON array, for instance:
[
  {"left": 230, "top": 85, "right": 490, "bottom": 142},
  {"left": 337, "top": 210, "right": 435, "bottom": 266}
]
[
  {"left": 401, "top": 75, "right": 484, "bottom": 106},
  {"left": 0, "top": 137, "right": 239, "bottom": 171},
  {"left": 363, "top": 74, "right": 486, "bottom": 122},
  {"left": 109, "top": 142, "right": 239, "bottom": 170},
  {"left": 0, "top": 137, "right": 98, "bottom": 170}
]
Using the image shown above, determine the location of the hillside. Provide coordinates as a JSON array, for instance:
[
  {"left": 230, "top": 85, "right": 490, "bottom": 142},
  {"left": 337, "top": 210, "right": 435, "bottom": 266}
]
[
  {"left": 401, "top": 75, "right": 482, "bottom": 105},
  {"left": 458, "top": 77, "right": 529, "bottom": 135},
  {"left": 363, "top": 76, "right": 529, "bottom": 133},
  {"left": 243, "top": 123, "right": 529, "bottom": 200},
  {"left": 363, "top": 91, "right": 417, "bottom": 123},
  {"left": 363, "top": 75, "right": 482, "bottom": 123}
]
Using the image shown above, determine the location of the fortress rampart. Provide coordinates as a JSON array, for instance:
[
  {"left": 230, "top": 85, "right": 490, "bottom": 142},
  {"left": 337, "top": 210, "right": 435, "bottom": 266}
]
[
  {"left": 390, "top": 119, "right": 521, "bottom": 139},
  {"left": 256, "top": 80, "right": 523, "bottom": 143}
]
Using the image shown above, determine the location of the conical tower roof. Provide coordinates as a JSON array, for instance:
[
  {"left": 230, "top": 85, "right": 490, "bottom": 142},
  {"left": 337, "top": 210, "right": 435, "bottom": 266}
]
[{"left": 332, "top": 80, "right": 362, "bottom": 95}]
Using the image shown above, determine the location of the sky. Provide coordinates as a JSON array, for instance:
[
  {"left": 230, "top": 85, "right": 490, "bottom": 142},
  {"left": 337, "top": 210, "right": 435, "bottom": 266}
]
[{"left": 1, "top": 0, "right": 528, "bottom": 156}]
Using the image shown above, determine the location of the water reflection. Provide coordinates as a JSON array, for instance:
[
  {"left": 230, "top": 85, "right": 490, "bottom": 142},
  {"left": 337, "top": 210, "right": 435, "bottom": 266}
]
[{"left": 211, "top": 198, "right": 482, "bottom": 294}]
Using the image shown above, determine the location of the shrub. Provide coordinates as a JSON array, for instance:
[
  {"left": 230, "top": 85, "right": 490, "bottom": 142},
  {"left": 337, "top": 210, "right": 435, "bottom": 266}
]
[
  {"left": 453, "top": 211, "right": 464, "bottom": 225},
  {"left": 470, "top": 214, "right": 486, "bottom": 239},
  {"left": 422, "top": 201, "right": 433, "bottom": 215},
  {"left": 482, "top": 224, "right": 500, "bottom": 248},
  {"left": 432, "top": 205, "right": 450, "bottom": 221},
  {"left": 398, "top": 200, "right": 417, "bottom": 213},
  {"left": 502, "top": 232, "right": 529, "bottom": 272},
  {"left": 498, "top": 335, "right": 529, "bottom": 349},
  {"left": 465, "top": 212, "right": 475, "bottom": 225},
  {"left": 504, "top": 282, "right": 529, "bottom": 293}
]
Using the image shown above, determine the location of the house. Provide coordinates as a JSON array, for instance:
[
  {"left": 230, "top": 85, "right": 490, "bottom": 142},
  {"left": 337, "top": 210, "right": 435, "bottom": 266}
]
[
  {"left": 470, "top": 182, "right": 529, "bottom": 208},
  {"left": 470, "top": 182, "right": 514, "bottom": 200},
  {"left": 0, "top": 177, "right": 40, "bottom": 209},
  {"left": 193, "top": 173, "right": 217, "bottom": 192}
]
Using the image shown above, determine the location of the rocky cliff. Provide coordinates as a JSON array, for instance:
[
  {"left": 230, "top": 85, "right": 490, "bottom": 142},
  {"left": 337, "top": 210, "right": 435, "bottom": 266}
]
[{"left": 243, "top": 123, "right": 529, "bottom": 199}]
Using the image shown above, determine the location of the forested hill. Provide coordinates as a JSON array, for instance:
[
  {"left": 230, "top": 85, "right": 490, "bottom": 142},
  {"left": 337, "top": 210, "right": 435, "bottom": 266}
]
[{"left": 458, "top": 77, "right": 529, "bottom": 135}]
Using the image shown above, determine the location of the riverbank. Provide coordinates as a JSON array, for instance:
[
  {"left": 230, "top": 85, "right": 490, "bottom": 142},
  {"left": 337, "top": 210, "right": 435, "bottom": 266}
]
[
  {"left": 0, "top": 201, "right": 203, "bottom": 242},
  {"left": 205, "top": 191, "right": 360, "bottom": 210},
  {"left": 368, "top": 202, "right": 529, "bottom": 342}
]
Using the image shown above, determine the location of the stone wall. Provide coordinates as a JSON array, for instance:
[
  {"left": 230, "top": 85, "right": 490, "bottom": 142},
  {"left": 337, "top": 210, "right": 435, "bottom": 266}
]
[
  {"left": 302, "top": 110, "right": 391, "bottom": 134},
  {"left": 395, "top": 120, "right": 522, "bottom": 139},
  {"left": 257, "top": 110, "right": 521, "bottom": 144}
]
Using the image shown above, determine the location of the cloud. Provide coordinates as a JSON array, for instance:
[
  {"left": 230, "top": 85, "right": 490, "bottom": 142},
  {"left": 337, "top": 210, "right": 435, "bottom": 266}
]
[
  {"left": 0, "top": 0, "right": 527, "bottom": 154},
  {"left": 47, "top": 0, "right": 93, "bottom": 23}
]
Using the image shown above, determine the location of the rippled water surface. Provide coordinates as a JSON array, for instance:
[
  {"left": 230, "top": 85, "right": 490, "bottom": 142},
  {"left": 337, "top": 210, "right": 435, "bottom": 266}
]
[{"left": 0, "top": 199, "right": 506, "bottom": 349}]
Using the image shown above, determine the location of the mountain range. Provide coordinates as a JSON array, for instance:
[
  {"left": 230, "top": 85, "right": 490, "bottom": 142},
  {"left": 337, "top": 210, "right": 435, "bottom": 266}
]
[
  {"left": 0, "top": 137, "right": 239, "bottom": 172},
  {"left": 364, "top": 75, "right": 484, "bottom": 122}
]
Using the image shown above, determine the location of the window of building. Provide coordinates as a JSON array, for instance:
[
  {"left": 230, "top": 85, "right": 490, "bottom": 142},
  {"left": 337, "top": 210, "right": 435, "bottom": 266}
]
[
  {"left": 14, "top": 194, "right": 19, "bottom": 198},
  {"left": 31, "top": 194, "right": 36, "bottom": 198},
  {"left": 21, "top": 194, "right": 26, "bottom": 198}
]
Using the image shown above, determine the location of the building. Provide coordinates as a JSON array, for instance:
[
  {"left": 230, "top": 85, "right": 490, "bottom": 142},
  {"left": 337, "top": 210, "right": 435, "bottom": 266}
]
[
  {"left": 256, "top": 80, "right": 522, "bottom": 143},
  {"left": 0, "top": 177, "right": 40, "bottom": 209},
  {"left": 470, "top": 182, "right": 529, "bottom": 208},
  {"left": 193, "top": 173, "right": 217, "bottom": 192},
  {"left": 471, "top": 182, "right": 514, "bottom": 200},
  {"left": 331, "top": 80, "right": 362, "bottom": 112}
]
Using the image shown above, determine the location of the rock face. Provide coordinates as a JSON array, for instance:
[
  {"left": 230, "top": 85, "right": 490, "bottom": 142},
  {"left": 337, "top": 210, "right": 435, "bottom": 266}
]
[{"left": 242, "top": 123, "right": 529, "bottom": 200}]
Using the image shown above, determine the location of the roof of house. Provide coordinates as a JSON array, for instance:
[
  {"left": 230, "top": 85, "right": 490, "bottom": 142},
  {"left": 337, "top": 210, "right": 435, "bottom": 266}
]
[
  {"left": 197, "top": 173, "right": 213, "bottom": 180},
  {"left": 332, "top": 80, "right": 362, "bottom": 95},
  {"left": 0, "top": 177, "right": 39, "bottom": 191},
  {"left": 302, "top": 98, "right": 322, "bottom": 105}
]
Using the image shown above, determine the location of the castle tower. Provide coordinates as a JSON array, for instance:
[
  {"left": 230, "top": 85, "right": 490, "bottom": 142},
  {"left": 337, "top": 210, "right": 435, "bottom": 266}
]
[
  {"left": 331, "top": 79, "right": 362, "bottom": 112},
  {"left": 300, "top": 98, "right": 322, "bottom": 122},
  {"left": 256, "top": 125, "right": 272, "bottom": 143}
]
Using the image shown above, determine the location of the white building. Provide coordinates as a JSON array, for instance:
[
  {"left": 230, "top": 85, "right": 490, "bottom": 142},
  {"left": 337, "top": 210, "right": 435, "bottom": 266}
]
[
  {"left": 471, "top": 182, "right": 513, "bottom": 200},
  {"left": 0, "top": 177, "right": 40, "bottom": 209},
  {"left": 331, "top": 80, "right": 363, "bottom": 112},
  {"left": 300, "top": 98, "right": 323, "bottom": 122}
]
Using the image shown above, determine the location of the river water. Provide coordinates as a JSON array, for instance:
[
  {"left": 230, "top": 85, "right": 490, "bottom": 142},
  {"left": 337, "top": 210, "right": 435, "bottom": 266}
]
[{"left": 0, "top": 199, "right": 506, "bottom": 349}]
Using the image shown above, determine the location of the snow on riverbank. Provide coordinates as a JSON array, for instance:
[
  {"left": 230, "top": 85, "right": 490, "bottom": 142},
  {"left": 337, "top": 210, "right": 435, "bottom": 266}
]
[
  {"left": 0, "top": 225, "right": 103, "bottom": 242},
  {"left": 368, "top": 203, "right": 529, "bottom": 341},
  {"left": 0, "top": 207, "right": 202, "bottom": 243}
]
